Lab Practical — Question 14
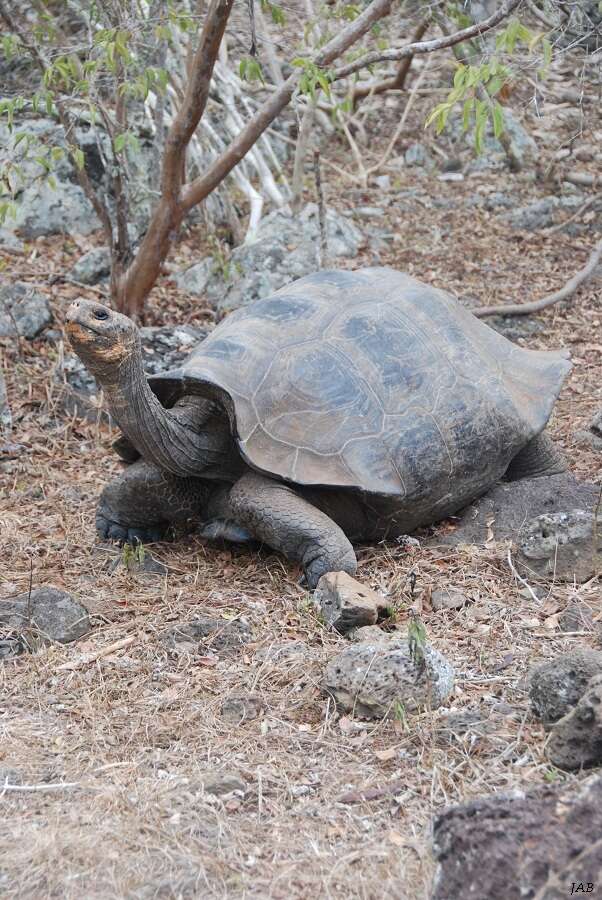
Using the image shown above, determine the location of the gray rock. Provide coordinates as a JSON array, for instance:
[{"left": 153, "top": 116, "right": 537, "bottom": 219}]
[
  {"left": 198, "top": 773, "right": 246, "bottom": 796},
  {"left": 159, "top": 616, "right": 251, "bottom": 655},
  {"left": 517, "top": 509, "right": 601, "bottom": 582},
  {"left": 559, "top": 601, "right": 594, "bottom": 633},
  {"left": 175, "top": 258, "right": 216, "bottom": 296},
  {"left": 0, "top": 586, "right": 90, "bottom": 643},
  {"left": 354, "top": 206, "right": 386, "bottom": 219},
  {"left": 69, "top": 247, "right": 111, "bottom": 285},
  {"left": 433, "top": 473, "right": 600, "bottom": 547},
  {"left": 505, "top": 194, "right": 585, "bottom": 231},
  {"left": 323, "top": 639, "right": 454, "bottom": 718},
  {"left": 0, "top": 282, "right": 53, "bottom": 339},
  {"left": 0, "top": 634, "right": 26, "bottom": 660},
  {"left": 431, "top": 588, "right": 469, "bottom": 612},
  {"left": 577, "top": 408, "right": 602, "bottom": 451},
  {"left": 404, "top": 142, "right": 433, "bottom": 168},
  {"left": 220, "top": 694, "right": 264, "bottom": 724},
  {"left": 431, "top": 774, "right": 602, "bottom": 900},
  {"left": 313, "top": 571, "right": 382, "bottom": 633},
  {"left": 179, "top": 205, "right": 363, "bottom": 314},
  {"left": 347, "top": 624, "right": 391, "bottom": 643},
  {"left": 0, "top": 767, "right": 22, "bottom": 786},
  {"left": 529, "top": 650, "right": 602, "bottom": 724},
  {"left": 0, "top": 371, "right": 10, "bottom": 434},
  {"left": 547, "top": 674, "right": 602, "bottom": 771},
  {"left": 0, "top": 117, "right": 107, "bottom": 239}
]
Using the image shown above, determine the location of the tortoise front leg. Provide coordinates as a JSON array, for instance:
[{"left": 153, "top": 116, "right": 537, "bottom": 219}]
[
  {"left": 229, "top": 472, "right": 357, "bottom": 588},
  {"left": 96, "top": 459, "right": 211, "bottom": 545}
]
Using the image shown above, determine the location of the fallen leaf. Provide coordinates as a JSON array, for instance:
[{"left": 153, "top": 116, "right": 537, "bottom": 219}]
[
  {"left": 388, "top": 829, "right": 405, "bottom": 847},
  {"left": 374, "top": 747, "right": 397, "bottom": 762}
]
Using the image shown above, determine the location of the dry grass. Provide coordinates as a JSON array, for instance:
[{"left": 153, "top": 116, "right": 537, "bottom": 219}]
[{"left": 1, "top": 49, "right": 602, "bottom": 900}]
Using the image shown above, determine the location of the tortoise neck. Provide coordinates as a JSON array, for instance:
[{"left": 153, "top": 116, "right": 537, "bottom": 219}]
[{"left": 98, "top": 345, "right": 239, "bottom": 479}]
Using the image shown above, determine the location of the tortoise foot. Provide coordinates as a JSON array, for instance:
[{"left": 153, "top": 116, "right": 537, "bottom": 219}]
[{"left": 96, "top": 508, "right": 167, "bottom": 546}]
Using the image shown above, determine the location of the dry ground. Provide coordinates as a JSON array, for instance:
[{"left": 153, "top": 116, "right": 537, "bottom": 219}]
[{"left": 1, "top": 47, "right": 601, "bottom": 900}]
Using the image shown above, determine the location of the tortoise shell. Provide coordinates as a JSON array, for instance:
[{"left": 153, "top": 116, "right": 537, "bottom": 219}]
[{"left": 149, "top": 268, "right": 570, "bottom": 498}]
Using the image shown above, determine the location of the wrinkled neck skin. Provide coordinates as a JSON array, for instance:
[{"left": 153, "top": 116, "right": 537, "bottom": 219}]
[{"left": 86, "top": 342, "right": 241, "bottom": 480}]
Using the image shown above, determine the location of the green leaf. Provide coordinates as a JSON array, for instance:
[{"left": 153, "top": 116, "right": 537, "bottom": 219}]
[
  {"left": 72, "top": 147, "right": 85, "bottom": 170},
  {"left": 453, "top": 64, "right": 467, "bottom": 89},
  {"left": 114, "top": 133, "right": 127, "bottom": 153},
  {"left": 492, "top": 101, "right": 505, "bottom": 139},
  {"left": 462, "top": 97, "right": 475, "bottom": 132}
]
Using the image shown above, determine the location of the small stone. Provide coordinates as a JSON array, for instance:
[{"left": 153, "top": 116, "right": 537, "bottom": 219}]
[
  {"left": 159, "top": 616, "right": 251, "bottom": 655},
  {"left": 431, "top": 774, "right": 602, "bottom": 899},
  {"left": 69, "top": 247, "right": 111, "bottom": 285},
  {"left": 0, "top": 767, "right": 22, "bottom": 786},
  {"left": 199, "top": 773, "right": 246, "bottom": 796},
  {"left": 559, "top": 601, "right": 594, "bottom": 633},
  {"left": 547, "top": 674, "right": 602, "bottom": 770},
  {"left": 0, "top": 283, "right": 53, "bottom": 339},
  {"left": 0, "top": 587, "right": 90, "bottom": 644},
  {"left": 437, "top": 172, "right": 464, "bottom": 182},
  {"left": 323, "top": 639, "right": 454, "bottom": 719},
  {"left": 372, "top": 175, "right": 391, "bottom": 190},
  {"left": 0, "top": 634, "right": 26, "bottom": 661},
  {"left": 354, "top": 206, "right": 386, "bottom": 219},
  {"left": 313, "top": 571, "right": 384, "bottom": 633},
  {"left": 347, "top": 625, "right": 390, "bottom": 643},
  {"left": 431, "top": 588, "right": 469, "bottom": 612},
  {"left": 254, "top": 640, "right": 313, "bottom": 663},
  {"left": 220, "top": 694, "right": 264, "bottom": 724},
  {"left": 528, "top": 650, "right": 602, "bottom": 724},
  {"left": 404, "top": 142, "right": 432, "bottom": 168},
  {"left": 517, "top": 509, "right": 601, "bottom": 582}
]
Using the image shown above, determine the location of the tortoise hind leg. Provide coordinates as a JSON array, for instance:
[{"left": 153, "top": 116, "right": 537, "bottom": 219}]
[
  {"left": 229, "top": 472, "right": 357, "bottom": 589},
  {"left": 96, "top": 459, "right": 210, "bottom": 544},
  {"left": 504, "top": 431, "right": 567, "bottom": 482}
]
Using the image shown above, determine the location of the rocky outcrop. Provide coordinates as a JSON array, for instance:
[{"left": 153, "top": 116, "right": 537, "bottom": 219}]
[{"left": 431, "top": 775, "right": 602, "bottom": 899}]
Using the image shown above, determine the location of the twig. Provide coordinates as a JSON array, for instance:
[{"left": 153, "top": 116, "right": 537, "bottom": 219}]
[
  {"left": 0, "top": 781, "right": 81, "bottom": 793},
  {"left": 366, "top": 56, "right": 432, "bottom": 177},
  {"left": 56, "top": 635, "right": 136, "bottom": 671},
  {"left": 313, "top": 150, "right": 327, "bottom": 269},
  {"left": 332, "top": 0, "right": 522, "bottom": 81},
  {"left": 544, "top": 193, "right": 602, "bottom": 234},
  {"left": 507, "top": 548, "right": 541, "bottom": 604},
  {"left": 352, "top": 18, "right": 430, "bottom": 109},
  {"left": 475, "top": 238, "right": 602, "bottom": 318},
  {"left": 337, "top": 779, "right": 406, "bottom": 804}
]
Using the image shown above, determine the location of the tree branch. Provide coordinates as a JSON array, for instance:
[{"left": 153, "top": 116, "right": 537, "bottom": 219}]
[
  {"left": 332, "top": 0, "right": 523, "bottom": 82},
  {"left": 181, "top": 0, "right": 393, "bottom": 212},
  {"left": 474, "top": 238, "right": 602, "bottom": 317},
  {"left": 351, "top": 18, "right": 430, "bottom": 109}
]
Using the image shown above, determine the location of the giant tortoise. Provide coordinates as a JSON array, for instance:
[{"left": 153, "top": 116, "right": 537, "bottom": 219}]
[{"left": 66, "top": 267, "right": 571, "bottom": 587}]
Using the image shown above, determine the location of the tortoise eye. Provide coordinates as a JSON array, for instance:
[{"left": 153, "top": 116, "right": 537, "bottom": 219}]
[{"left": 93, "top": 308, "right": 109, "bottom": 320}]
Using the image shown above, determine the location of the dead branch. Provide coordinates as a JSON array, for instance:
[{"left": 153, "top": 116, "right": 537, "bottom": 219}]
[
  {"left": 121, "top": 0, "right": 393, "bottom": 315},
  {"left": 291, "top": 104, "right": 316, "bottom": 212},
  {"left": 313, "top": 150, "right": 327, "bottom": 268},
  {"left": 351, "top": 18, "right": 430, "bottom": 109},
  {"left": 332, "top": 0, "right": 522, "bottom": 82},
  {"left": 56, "top": 635, "right": 136, "bottom": 671},
  {"left": 366, "top": 56, "right": 432, "bottom": 178},
  {"left": 475, "top": 238, "right": 602, "bottom": 318},
  {"left": 544, "top": 193, "right": 602, "bottom": 234}
]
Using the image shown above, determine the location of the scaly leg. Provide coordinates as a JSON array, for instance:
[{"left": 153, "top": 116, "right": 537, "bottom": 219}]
[
  {"left": 96, "top": 459, "right": 211, "bottom": 544},
  {"left": 229, "top": 472, "right": 357, "bottom": 588}
]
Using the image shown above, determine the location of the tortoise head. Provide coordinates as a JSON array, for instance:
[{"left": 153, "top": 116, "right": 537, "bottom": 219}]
[{"left": 65, "top": 299, "right": 139, "bottom": 375}]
